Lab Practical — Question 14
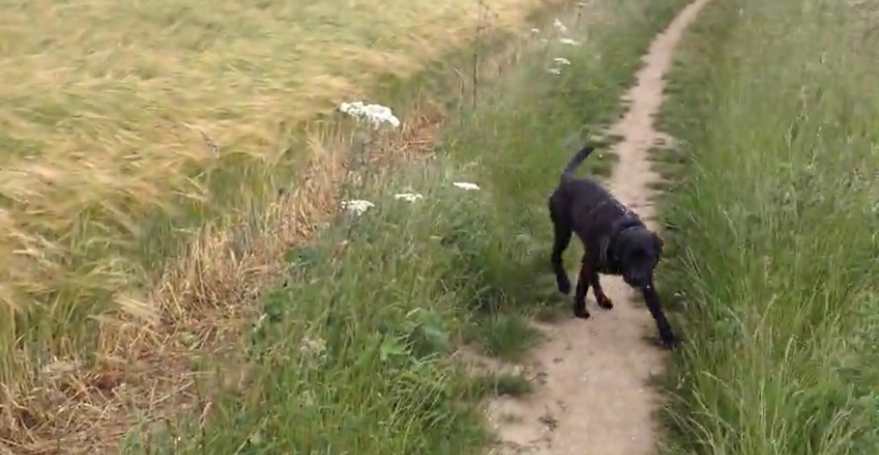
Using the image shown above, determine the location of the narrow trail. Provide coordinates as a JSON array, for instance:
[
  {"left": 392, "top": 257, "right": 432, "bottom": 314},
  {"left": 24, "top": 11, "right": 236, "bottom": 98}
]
[{"left": 486, "top": 1, "right": 711, "bottom": 453}]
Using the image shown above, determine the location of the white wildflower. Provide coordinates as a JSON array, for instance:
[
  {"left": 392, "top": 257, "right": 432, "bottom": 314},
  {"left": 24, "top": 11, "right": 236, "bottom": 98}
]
[
  {"left": 577, "top": 1, "right": 588, "bottom": 6},
  {"left": 553, "top": 57, "right": 572, "bottom": 66},
  {"left": 300, "top": 390, "right": 316, "bottom": 407},
  {"left": 559, "top": 38, "right": 581, "bottom": 46},
  {"left": 540, "top": 38, "right": 549, "bottom": 45},
  {"left": 340, "top": 199, "right": 375, "bottom": 216},
  {"left": 339, "top": 101, "right": 401, "bottom": 130},
  {"left": 531, "top": 28, "right": 540, "bottom": 34},
  {"left": 394, "top": 192, "right": 424, "bottom": 203},
  {"left": 42, "top": 358, "right": 79, "bottom": 376},
  {"left": 299, "top": 335, "right": 327, "bottom": 357},
  {"left": 548, "top": 67, "right": 562, "bottom": 75},
  {"left": 553, "top": 19, "right": 568, "bottom": 34},
  {"left": 453, "top": 182, "right": 480, "bottom": 191}
]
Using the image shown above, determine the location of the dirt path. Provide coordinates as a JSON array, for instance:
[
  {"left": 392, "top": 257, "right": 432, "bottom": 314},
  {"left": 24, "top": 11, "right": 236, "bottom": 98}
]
[{"left": 486, "top": 1, "right": 711, "bottom": 454}]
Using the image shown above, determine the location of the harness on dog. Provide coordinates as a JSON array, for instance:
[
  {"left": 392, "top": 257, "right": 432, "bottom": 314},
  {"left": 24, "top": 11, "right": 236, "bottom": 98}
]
[
  {"left": 582, "top": 196, "right": 643, "bottom": 272},
  {"left": 598, "top": 212, "right": 643, "bottom": 273}
]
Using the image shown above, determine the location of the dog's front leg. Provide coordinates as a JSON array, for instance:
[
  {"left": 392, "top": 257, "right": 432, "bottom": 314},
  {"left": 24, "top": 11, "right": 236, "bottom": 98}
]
[
  {"left": 641, "top": 279, "right": 676, "bottom": 348},
  {"left": 573, "top": 254, "right": 591, "bottom": 319},
  {"left": 589, "top": 269, "right": 613, "bottom": 310}
]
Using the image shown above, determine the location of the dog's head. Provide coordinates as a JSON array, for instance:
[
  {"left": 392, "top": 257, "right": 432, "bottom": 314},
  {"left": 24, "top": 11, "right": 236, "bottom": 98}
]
[{"left": 615, "top": 228, "right": 663, "bottom": 290}]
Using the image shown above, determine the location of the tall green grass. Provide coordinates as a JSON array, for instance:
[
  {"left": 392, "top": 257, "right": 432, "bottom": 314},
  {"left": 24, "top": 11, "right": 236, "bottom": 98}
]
[
  {"left": 121, "top": 0, "right": 692, "bottom": 452},
  {"left": 656, "top": 0, "right": 879, "bottom": 453}
]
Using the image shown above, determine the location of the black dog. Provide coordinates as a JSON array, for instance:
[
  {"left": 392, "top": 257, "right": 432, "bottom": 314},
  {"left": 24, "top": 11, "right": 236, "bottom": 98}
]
[{"left": 548, "top": 144, "right": 677, "bottom": 348}]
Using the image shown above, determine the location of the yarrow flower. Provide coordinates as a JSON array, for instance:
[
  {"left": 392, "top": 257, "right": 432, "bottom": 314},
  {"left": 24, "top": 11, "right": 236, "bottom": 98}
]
[
  {"left": 559, "top": 38, "right": 582, "bottom": 46},
  {"left": 553, "top": 57, "right": 572, "bottom": 66},
  {"left": 339, "top": 101, "right": 401, "bottom": 130},
  {"left": 531, "top": 28, "right": 540, "bottom": 34},
  {"left": 300, "top": 390, "right": 316, "bottom": 407},
  {"left": 340, "top": 199, "right": 375, "bottom": 216},
  {"left": 394, "top": 192, "right": 424, "bottom": 203},
  {"left": 453, "top": 182, "right": 480, "bottom": 191},
  {"left": 547, "top": 68, "right": 562, "bottom": 75},
  {"left": 553, "top": 19, "right": 569, "bottom": 34},
  {"left": 299, "top": 335, "right": 327, "bottom": 357}
]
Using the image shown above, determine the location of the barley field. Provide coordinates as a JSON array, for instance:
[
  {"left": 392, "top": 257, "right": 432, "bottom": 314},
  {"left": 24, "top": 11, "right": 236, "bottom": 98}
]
[{"left": 0, "top": 0, "right": 565, "bottom": 450}]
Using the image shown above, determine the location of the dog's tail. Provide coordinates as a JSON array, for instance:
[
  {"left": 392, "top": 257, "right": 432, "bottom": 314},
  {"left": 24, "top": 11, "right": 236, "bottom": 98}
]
[{"left": 560, "top": 145, "right": 596, "bottom": 182}]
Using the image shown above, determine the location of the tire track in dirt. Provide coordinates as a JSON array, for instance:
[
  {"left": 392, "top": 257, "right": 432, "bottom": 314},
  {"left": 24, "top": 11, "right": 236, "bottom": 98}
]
[{"left": 485, "top": 1, "right": 711, "bottom": 453}]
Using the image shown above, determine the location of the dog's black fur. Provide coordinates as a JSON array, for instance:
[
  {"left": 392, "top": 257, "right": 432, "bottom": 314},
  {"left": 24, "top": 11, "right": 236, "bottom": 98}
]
[{"left": 548, "top": 145, "right": 677, "bottom": 348}]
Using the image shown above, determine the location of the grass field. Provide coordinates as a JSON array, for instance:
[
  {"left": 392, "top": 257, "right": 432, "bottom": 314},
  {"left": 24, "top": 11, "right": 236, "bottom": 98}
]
[
  {"left": 655, "top": 0, "right": 879, "bottom": 453},
  {"left": 0, "top": 0, "right": 563, "bottom": 441},
  {"left": 107, "top": 0, "right": 693, "bottom": 453},
  {"left": 0, "top": 0, "right": 564, "bottom": 379},
  {"left": 0, "top": 0, "right": 696, "bottom": 452}
]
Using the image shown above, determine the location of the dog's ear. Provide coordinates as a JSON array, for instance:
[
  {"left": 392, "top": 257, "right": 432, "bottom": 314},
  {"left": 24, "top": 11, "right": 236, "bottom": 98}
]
[{"left": 652, "top": 232, "right": 664, "bottom": 254}]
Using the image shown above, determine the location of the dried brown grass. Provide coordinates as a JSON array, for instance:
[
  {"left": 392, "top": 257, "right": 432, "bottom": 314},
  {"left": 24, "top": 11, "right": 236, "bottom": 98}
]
[{"left": 1, "top": 109, "right": 450, "bottom": 453}]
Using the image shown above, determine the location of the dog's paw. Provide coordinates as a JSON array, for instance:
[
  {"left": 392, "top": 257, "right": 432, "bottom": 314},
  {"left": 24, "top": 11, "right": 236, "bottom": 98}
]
[
  {"left": 557, "top": 278, "right": 572, "bottom": 295},
  {"left": 596, "top": 296, "right": 614, "bottom": 310},
  {"left": 659, "top": 331, "right": 679, "bottom": 350},
  {"left": 572, "top": 304, "right": 591, "bottom": 319}
]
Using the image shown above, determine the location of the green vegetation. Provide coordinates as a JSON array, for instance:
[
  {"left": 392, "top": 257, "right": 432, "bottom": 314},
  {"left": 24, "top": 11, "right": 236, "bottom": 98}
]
[
  {"left": 0, "top": 0, "right": 565, "bottom": 414},
  {"left": 117, "top": 0, "right": 693, "bottom": 453},
  {"left": 656, "top": 0, "right": 879, "bottom": 453}
]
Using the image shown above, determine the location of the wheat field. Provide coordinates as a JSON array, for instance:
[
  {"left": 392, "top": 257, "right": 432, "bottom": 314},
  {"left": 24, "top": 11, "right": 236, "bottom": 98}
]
[{"left": 0, "top": 0, "right": 564, "bottom": 450}]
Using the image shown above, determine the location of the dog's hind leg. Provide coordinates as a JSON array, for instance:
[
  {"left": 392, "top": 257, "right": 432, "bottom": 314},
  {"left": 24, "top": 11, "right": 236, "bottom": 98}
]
[
  {"left": 641, "top": 279, "right": 677, "bottom": 348},
  {"left": 550, "top": 203, "right": 573, "bottom": 295},
  {"left": 572, "top": 254, "right": 592, "bottom": 319}
]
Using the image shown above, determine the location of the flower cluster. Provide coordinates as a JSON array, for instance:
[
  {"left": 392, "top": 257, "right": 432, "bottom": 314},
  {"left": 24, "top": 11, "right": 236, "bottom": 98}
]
[
  {"left": 339, "top": 101, "right": 401, "bottom": 130},
  {"left": 299, "top": 334, "right": 327, "bottom": 358},
  {"left": 340, "top": 199, "right": 375, "bottom": 216},
  {"left": 340, "top": 182, "right": 480, "bottom": 217},
  {"left": 553, "top": 18, "right": 569, "bottom": 34},
  {"left": 452, "top": 182, "right": 480, "bottom": 191},
  {"left": 394, "top": 192, "right": 424, "bottom": 203},
  {"left": 553, "top": 57, "right": 572, "bottom": 66},
  {"left": 543, "top": 19, "right": 581, "bottom": 75}
]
